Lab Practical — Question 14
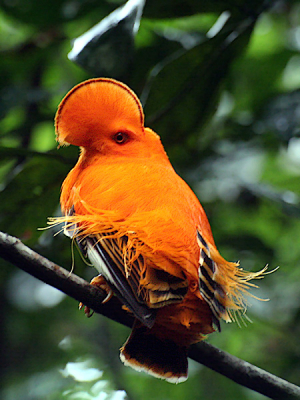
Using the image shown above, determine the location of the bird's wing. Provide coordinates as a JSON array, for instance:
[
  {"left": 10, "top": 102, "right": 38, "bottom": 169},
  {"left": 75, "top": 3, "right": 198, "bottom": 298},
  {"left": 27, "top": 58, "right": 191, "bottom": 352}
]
[
  {"left": 80, "top": 233, "right": 157, "bottom": 328},
  {"left": 63, "top": 206, "right": 155, "bottom": 328},
  {"left": 80, "top": 231, "right": 189, "bottom": 325},
  {"left": 64, "top": 206, "right": 190, "bottom": 328}
]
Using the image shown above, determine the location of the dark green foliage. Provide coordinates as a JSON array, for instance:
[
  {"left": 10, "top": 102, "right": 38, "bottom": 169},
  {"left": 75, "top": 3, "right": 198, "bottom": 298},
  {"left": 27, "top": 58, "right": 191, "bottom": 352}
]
[{"left": 0, "top": 0, "right": 300, "bottom": 399}]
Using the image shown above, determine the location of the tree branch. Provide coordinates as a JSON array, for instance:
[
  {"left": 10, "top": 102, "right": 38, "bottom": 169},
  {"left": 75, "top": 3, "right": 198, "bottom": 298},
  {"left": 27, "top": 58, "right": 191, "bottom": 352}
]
[
  {"left": 189, "top": 343, "right": 300, "bottom": 400},
  {"left": 0, "top": 231, "right": 299, "bottom": 399},
  {"left": 0, "top": 231, "right": 133, "bottom": 328}
]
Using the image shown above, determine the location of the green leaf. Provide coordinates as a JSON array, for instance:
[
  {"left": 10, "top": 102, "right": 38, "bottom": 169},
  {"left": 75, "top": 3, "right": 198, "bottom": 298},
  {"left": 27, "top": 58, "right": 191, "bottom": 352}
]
[
  {"left": 142, "top": 14, "right": 256, "bottom": 147},
  {"left": 68, "top": 0, "right": 145, "bottom": 78}
]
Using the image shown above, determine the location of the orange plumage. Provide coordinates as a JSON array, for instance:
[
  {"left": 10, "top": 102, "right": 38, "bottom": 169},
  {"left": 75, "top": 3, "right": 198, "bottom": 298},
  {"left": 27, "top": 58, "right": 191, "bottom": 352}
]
[{"left": 52, "top": 78, "right": 264, "bottom": 383}]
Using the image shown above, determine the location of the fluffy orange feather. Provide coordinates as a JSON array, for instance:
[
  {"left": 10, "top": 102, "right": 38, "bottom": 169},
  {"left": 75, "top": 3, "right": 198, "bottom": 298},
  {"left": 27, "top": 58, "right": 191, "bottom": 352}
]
[{"left": 51, "top": 78, "right": 265, "bottom": 383}]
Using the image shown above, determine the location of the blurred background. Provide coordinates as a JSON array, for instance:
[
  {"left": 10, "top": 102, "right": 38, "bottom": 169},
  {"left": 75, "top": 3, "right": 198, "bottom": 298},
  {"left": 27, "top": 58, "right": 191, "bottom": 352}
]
[{"left": 0, "top": 0, "right": 300, "bottom": 399}]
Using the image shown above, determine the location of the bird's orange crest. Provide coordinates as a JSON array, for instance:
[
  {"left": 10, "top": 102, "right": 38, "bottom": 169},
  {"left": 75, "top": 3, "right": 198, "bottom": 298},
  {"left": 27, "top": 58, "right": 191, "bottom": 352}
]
[{"left": 55, "top": 78, "right": 144, "bottom": 148}]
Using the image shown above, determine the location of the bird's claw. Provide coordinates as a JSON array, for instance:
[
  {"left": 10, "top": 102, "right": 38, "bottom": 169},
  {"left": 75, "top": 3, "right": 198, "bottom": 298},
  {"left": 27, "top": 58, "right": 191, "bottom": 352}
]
[{"left": 79, "top": 275, "right": 113, "bottom": 318}]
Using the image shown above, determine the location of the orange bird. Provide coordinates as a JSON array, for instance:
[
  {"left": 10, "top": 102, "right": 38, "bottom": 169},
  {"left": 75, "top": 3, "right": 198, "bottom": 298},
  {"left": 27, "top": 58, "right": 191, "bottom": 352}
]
[{"left": 53, "top": 78, "right": 264, "bottom": 383}]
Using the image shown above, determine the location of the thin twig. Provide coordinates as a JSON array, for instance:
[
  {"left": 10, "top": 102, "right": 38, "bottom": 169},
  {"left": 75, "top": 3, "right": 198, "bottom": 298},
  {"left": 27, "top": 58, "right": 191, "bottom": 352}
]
[{"left": 0, "top": 230, "right": 299, "bottom": 399}]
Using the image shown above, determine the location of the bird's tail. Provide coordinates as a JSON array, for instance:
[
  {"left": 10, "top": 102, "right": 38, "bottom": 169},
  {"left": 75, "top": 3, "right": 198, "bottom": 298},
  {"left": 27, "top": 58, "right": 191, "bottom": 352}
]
[{"left": 120, "top": 321, "right": 188, "bottom": 383}]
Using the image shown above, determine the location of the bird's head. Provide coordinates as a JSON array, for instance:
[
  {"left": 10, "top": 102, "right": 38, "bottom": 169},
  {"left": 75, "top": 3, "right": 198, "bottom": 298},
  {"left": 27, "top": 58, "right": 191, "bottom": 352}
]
[{"left": 55, "top": 78, "right": 165, "bottom": 158}]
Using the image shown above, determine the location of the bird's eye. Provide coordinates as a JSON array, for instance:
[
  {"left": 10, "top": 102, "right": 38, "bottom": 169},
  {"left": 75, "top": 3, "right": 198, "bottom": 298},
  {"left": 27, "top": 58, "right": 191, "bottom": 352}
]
[{"left": 114, "top": 132, "right": 128, "bottom": 144}]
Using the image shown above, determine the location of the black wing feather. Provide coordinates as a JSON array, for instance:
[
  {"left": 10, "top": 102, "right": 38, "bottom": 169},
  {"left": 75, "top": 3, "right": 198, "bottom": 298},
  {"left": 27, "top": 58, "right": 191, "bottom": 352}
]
[{"left": 84, "top": 236, "right": 156, "bottom": 329}]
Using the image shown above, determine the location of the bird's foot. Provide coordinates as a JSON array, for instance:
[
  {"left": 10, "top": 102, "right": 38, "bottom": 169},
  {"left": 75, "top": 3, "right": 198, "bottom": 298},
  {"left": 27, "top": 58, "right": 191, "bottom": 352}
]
[{"left": 79, "top": 275, "right": 113, "bottom": 317}]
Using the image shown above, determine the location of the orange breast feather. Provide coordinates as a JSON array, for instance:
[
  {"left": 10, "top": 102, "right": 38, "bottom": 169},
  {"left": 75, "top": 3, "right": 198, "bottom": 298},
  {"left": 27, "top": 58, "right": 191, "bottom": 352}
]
[{"left": 52, "top": 78, "right": 266, "bottom": 383}]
